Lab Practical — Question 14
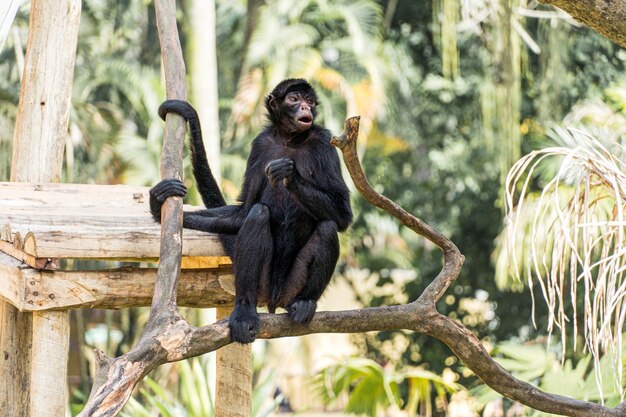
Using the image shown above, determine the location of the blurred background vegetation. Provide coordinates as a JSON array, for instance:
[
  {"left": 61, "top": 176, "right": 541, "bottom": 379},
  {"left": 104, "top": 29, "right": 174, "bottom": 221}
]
[{"left": 1, "top": 0, "right": 625, "bottom": 416}]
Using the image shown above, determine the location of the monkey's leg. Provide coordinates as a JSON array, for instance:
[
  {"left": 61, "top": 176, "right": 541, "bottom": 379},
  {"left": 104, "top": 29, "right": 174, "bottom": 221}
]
[
  {"left": 229, "top": 204, "right": 273, "bottom": 343},
  {"left": 281, "top": 220, "right": 339, "bottom": 323}
]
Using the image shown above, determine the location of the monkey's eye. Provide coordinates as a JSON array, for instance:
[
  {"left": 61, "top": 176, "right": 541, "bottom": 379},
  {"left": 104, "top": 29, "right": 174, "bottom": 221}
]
[{"left": 306, "top": 98, "right": 315, "bottom": 106}]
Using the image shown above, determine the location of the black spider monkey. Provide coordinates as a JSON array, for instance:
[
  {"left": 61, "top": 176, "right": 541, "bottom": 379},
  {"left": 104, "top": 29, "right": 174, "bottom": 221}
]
[{"left": 150, "top": 79, "right": 353, "bottom": 343}]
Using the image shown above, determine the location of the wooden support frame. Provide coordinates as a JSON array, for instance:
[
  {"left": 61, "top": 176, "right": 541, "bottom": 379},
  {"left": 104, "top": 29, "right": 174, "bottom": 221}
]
[
  {"left": 0, "top": 180, "right": 235, "bottom": 313},
  {"left": 0, "top": 255, "right": 233, "bottom": 311}
]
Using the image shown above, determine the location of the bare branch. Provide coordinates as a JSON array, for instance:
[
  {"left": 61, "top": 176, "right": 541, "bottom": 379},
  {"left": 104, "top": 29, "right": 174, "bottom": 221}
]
[
  {"left": 427, "top": 315, "right": 625, "bottom": 417},
  {"left": 78, "top": 0, "right": 190, "bottom": 414},
  {"left": 147, "top": 0, "right": 187, "bottom": 321},
  {"left": 331, "top": 117, "right": 465, "bottom": 304}
]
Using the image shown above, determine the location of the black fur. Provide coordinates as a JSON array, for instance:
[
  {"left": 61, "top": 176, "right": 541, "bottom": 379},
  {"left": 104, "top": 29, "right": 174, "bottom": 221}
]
[{"left": 150, "top": 79, "right": 352, "bottom": 343}]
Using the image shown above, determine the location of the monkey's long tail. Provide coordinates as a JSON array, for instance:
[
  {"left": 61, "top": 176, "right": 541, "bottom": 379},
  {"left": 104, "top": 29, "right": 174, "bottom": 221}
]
[{"left": 158, "top": 99, "right": 226, "bottom": 208}]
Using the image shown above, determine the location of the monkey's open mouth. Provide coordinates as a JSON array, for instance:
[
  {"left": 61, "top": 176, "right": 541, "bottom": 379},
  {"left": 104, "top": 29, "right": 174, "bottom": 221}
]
[{"left": 297, "top": 116, "right": 312, "bottom": 127}]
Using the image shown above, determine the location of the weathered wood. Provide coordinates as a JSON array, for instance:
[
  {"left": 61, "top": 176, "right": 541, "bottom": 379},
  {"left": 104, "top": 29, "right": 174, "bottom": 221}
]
[
  {"left": 0, "top": 297, "right": 33, "bottom": 416},
  {"left": 148, "top": 0, "right": 188, "bottom": 317},
  {"left": 29, "top": 311, "right": 70, "bottom": 417},
  {"left": 0, "top": 253, "right": 24, "bottom": 305},
  {"left": 10, "top": 0, "right": 80, "bottom": 184},
  {"left": 215, "top": 306, "right": 252, "bottom": 417},
  {"left": 0, "top": 182, "right": 228, "bottom": 266},
  {"left": 4, "top": 1, "right": 81, "bottom": 416},
  {"left": 2, "top": 225, "right": 225, "bottom": 261},
  {"left": 0, "top": 239, "right": 60, "bottom": 270},
  {"left": 0, "top": 258, "right": 234, "bottom": 311},
  {"left": 0, "top": 181, "right": 152, "bottom": 203}
]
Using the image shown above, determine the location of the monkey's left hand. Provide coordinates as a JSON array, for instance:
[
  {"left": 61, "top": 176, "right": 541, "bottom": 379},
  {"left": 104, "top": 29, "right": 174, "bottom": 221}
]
[{"left": 265, "top": 158, "right": 294, "bottom": 187}]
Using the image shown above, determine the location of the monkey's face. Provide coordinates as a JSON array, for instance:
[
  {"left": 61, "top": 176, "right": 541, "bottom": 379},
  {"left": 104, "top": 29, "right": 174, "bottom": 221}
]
[{"left": 283, "top": 91, "right": 317, "bottom": 132}]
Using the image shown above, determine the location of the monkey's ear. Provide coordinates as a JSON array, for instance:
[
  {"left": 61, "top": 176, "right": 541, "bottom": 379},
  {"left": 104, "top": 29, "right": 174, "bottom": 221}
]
[{"left": 268, "top": 94, "right": 278, "bottom": 110}]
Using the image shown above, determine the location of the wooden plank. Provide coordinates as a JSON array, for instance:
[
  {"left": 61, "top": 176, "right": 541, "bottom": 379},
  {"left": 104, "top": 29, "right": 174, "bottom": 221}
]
[
  {"left": 0, "top": 223, "right": 227, "bottom": 261},
  {"left": 12, "top": 266, "right": 234, "bottom": 311},
  {"left": 0, "top": 182, "right": 149, "bottom": 203},
  {"left": 13, "top": 226, "right": 226, "bottom": 260},
  {"left": 0, "top": 182, "right": 229, "bottom": 261}
]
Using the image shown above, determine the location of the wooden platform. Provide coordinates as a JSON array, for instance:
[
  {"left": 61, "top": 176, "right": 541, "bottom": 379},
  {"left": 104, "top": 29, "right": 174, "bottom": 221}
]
[{"left": 0, "top": 182, "right": 234, "bottom": 311}]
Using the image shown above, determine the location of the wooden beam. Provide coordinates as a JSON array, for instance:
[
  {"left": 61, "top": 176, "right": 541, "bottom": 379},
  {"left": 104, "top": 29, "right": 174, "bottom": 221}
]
[
  {"left": 0, "top": 256, "right": 234, "bottom": 311},
  {"left": 0, "top": 182, "right": 228, "bottom": 263},
  {"left": 0, "top": 253, "right": 24, "bottom": 303},
  {"left": 2, "top": 224, "right": 226, "bottom": 261}
]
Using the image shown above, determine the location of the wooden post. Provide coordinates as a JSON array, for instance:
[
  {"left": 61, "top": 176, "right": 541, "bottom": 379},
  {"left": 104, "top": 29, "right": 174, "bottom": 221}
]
[
  {"left": 0, "top": 1, "right": 81, "bottom": 416},
  {"left": 215, "top": 306, "right": 253, "bottom": 417},
  {"left": 0, "top": 301, "right": 33, "bottom": 414}
]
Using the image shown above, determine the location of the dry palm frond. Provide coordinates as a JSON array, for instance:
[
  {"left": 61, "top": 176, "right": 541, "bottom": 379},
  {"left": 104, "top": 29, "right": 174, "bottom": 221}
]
[
  {"left": 503, "top": 127, "right": 626, "bottom": 400},
  {"left": 0, "top": 0, "right": 23, "bottom": 50}
]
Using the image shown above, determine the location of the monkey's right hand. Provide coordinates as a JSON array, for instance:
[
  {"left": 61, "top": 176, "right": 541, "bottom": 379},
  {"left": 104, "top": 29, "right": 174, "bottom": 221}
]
[
  {"left": 149, "top": 178, "right": 187, "bottom": 223},
  {"left": 265, "top": 158, "right": 295, "bottom": 188}
]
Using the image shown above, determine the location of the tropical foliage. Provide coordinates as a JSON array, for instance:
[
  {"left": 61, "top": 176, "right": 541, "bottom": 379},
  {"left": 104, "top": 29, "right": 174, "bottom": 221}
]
[
  {"left": 314, "top": 357, "right": 461, "bottom": 417},
  {"left": 472, "top": 339, "right": 626, "bottom": 415}
]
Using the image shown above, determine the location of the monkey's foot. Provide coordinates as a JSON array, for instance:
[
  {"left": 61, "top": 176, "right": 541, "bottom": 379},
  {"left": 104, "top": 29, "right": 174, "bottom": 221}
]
[
  {"left": 228, "top": 303, "right": 260, "bottom": 344},
  {"left": 286, "top": 299, "right": 317, "bottom": 323}
]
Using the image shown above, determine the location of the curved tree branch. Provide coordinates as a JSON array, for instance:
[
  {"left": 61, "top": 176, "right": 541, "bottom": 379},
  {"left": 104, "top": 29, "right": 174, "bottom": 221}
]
[
  {"left": 330, "top": 117, "right": 465, "bottom": 305},
  {"left": 79, "top": 115, "right": 626, "bottom": 417}
]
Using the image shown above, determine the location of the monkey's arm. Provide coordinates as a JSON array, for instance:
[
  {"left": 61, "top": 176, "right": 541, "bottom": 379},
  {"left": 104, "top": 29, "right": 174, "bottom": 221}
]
[
  {"left": 264, "top": 144, "right": 352, "bottom": 230},
  {"left": 150, "top": 178, "right": 243, "bottom": 234},
  {"left": 182, "top": 209, "right": 243, "bottom": 234},
  {"left": 286, "top": 174, "right": 352, "bottom": 231}
]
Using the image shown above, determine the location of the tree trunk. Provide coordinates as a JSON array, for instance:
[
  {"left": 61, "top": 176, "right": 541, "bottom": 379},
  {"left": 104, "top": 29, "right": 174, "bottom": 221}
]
[{"left": 540, "top": 0, "right": 626, "bottom": 48}]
